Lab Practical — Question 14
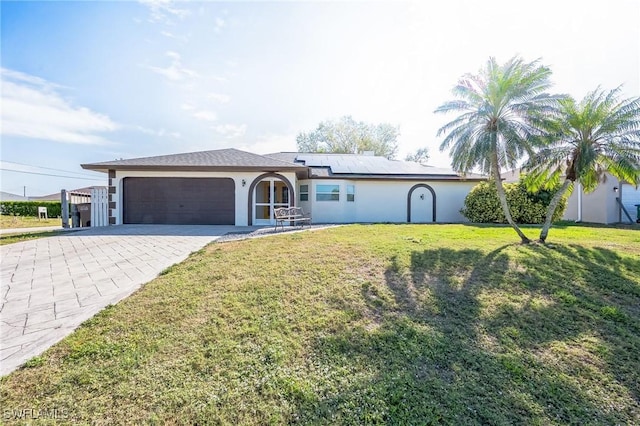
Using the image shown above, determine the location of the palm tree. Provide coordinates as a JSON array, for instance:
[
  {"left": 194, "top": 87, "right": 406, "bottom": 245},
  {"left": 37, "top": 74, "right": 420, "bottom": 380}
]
[
  {"left": 524, "top": 87, "right": 640, "bottom": 242},
  {"left": 436, "top": 56, "right": 560, "bottom": 243}
]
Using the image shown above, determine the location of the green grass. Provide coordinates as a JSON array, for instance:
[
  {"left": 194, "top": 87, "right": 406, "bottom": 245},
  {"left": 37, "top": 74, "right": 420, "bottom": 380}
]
[
  {"left": 0, "top": 215, "right": 65, "bottom": 245},
  {"left": 0, "top": 215, "right": 62, "bottom": 229},
  {"left": 0, "top": 231, "right": 65, "bottom": 246},
  {"left": 1, "top": 224, "right": 639, "bottom": 424}
]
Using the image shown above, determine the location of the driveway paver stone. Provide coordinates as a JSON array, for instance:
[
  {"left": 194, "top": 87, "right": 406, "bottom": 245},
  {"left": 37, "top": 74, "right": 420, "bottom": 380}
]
[{"left": 0, "top": 224, "right": 248, "bottom": 376}]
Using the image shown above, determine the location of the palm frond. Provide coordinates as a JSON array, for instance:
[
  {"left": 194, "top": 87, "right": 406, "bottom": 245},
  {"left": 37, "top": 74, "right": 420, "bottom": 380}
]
[
  {"left": 543, "top": 86, "right": 640, "bottom": 192},
  {"left": 435, "top": 55, "right": 562, "bottom": 177}
]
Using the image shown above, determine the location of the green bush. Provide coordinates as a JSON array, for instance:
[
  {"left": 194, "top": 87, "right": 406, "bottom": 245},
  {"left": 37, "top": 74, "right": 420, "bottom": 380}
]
[
  {"left": 462, "top": 180, "right": 567, "bottom": 224},
  {"left": 0, "top": 201, "right": 64, "bottom": 217}
]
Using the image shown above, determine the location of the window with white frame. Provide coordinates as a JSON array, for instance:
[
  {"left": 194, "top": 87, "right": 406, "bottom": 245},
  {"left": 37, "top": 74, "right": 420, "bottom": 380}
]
[
  {"left": 347, "top": 184, "right": 355, "bottom": 202},
  {"left": 299, "top": 184, "right": 309, "bottom": 202},
  {"left": 316, "top": 184, "right": 340, "bottom": 201}
]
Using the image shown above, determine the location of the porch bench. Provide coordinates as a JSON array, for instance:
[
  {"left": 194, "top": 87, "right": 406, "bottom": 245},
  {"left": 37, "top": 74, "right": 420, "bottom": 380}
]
[{"left": 273, "top": 207, "right": 311, "bottom": 231}]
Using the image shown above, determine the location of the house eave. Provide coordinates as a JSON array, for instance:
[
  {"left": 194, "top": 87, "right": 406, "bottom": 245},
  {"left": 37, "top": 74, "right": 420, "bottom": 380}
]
[
  {"left": 81, "top": 164, "right": 307, "bottom": 173},
  {"left": 306, "top": 174, "right": 485, "bottom": 181}
]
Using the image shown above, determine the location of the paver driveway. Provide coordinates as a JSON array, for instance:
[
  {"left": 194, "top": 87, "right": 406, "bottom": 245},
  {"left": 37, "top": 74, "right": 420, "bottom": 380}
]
[{"left": 0, "top": 224, "right": 252, "bottom": 376}]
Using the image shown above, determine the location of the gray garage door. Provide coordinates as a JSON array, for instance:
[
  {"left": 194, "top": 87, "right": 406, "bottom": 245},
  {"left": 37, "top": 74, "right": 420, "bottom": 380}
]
[{"left": 123, "top": 177, "right": 235, "bottom": 225}]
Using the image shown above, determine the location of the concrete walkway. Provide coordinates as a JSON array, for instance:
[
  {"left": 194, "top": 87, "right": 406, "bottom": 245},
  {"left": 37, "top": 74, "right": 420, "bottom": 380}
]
[{"left": 0, "top": 224, "right": 258, "bottom": 376}]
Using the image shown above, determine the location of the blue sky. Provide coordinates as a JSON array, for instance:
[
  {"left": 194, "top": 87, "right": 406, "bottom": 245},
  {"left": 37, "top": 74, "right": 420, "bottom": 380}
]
[{"left": 1, "top": 0, "right": 639, "bottom": 196}]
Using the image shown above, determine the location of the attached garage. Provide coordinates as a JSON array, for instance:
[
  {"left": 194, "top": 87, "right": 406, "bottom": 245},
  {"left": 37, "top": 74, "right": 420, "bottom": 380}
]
[{"left": 123, "top": 177, "right": 235, "bottom": 225}]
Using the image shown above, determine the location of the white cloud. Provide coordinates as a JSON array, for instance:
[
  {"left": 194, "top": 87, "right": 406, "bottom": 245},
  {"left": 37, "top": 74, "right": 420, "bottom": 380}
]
[
  {"left": 225, "top": 59, "right": 238, "bottom": 68},
  {"left": 206, "top": 74, "right": 228, "bottom": 83},
  {"left": 214, "top": 17, "right": 226, "bottom": 33},
  {"left": 160, "top": 30, "right": 189, "bottom": 42},
  {"left": 135, "top": 125, "right": 162, "bottom": 135},
  {"left": 213, "top": 124, "right": 247, "bottom": 138},
  {"left": 148, "top": 51, "right": 197, "bottom": 81},
  {"left": 0, "top": 68, "right": 117, "bottom": 145},
  {"left": 193, "top": 110, "right": 218, "bottom": 122},
  {"left": 135, "top": 125, "right": 181, "bottom": 138},
  {"left": 207, "top": 92, "right": 231, "bottom": 103},
  {"left": 1, "top": 68, "right": 64, "bottom": 90},
  {"left": 248, "top": 130, "right": 298, "bottom": 154},
  {"left": 180, "top": 103, "right": 195, "bottom": 111},
  {"left": 237, "top": 132, "right": 297, "bottom": 153},
  {"left": 139, "top": 0, "right": 190, "bottom": 24}
]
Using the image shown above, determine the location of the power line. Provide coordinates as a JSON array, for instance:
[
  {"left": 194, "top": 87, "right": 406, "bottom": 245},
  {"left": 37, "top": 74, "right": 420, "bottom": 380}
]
[
  {"left": 0, "top": 160, "right": 100, "bottom": 178},
  {"left": 0, "top": 168, "right": 105, "bottom": 181}
]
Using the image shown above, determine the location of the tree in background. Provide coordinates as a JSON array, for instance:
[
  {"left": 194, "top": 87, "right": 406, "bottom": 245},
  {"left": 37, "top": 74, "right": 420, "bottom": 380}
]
[
  {"left": 405, "top": 147, "right": 430, "bottom": 164},
  {"left": 296, "top": 116, "right": 399, "bottom": 159},
  {"left": 435, "top": 56, "right": 561, "bottom": 244},
  {"left": 525, "top": 87, "right": 640, "bottom": 242}
]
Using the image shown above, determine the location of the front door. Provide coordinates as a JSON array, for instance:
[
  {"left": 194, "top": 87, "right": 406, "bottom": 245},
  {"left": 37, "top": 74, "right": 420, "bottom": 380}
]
[
  {"left": 409, "top": 186, "right": 434, "bottom": 223},
  {"left": 254, "top": 178, "right": 290, "bottom": 225}
]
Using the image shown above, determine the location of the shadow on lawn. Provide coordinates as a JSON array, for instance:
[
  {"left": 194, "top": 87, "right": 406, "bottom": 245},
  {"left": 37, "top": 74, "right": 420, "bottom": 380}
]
[
  {"left": 461, "top": 221, "right": 640, "bottom": 231},
  {"left": 292, "top": 244, "right": 640, "bottom": 424}
]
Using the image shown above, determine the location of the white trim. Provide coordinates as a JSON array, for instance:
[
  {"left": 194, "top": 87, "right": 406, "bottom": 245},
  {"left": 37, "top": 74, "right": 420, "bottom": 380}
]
[{"left": 253, "top": 177, "right": 290, "bottom": 226}]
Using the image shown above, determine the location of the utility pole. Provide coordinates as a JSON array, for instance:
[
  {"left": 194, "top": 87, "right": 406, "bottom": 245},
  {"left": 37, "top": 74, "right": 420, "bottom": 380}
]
[{"left": 23, "top": 186, "right": 26, "bottom": 198}]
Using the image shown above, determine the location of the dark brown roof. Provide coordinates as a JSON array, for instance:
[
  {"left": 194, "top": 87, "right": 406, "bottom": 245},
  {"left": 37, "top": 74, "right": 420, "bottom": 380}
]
[{"left": 82, "top": 148, "right": 305, "bottom": 172}]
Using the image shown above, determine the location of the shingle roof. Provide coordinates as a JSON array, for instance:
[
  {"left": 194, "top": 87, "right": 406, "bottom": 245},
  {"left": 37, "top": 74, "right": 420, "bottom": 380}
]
[
  {"left": 82, "top": 149, "right": 484, "bottom": 180},
  {"left": 82, "top": 148, "right": 304, "bottom": 172},
  {"left": 264, "top": 152, "right": 301, "bottom": 164}
]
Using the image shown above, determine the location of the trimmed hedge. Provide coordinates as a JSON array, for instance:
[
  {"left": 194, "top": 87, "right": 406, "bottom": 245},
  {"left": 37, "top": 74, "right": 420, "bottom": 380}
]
[
  {"left": 462, "top": 180, "right": 567, "bottom": 224},
  {"left": 0, "top": 201, "right": 64, "bottom": 218}
]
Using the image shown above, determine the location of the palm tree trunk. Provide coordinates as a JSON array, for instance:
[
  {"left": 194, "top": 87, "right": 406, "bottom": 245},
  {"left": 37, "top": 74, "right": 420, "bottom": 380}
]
[
  {"left": 491, "top": 153, "right": 530, "bottom": 244},
  {"left": 539, "top": 179, "right": 572, "bottom": 243}
]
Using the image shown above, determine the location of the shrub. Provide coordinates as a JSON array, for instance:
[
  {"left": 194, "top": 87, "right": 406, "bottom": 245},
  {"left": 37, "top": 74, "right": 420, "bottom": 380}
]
[
  {"left": 462, "top": 180, "right": 567, "bottom": 224},
  {"left": 0, "top": 201, "right": 64, "bottom": 217}
]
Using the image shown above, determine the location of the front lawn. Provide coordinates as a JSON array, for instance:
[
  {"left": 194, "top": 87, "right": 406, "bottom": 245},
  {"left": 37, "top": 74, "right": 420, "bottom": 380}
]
[
  {"left": 0, "top": 230, "right": 65, "bottom": 246},
  {"left": 1, "top": 224, "right": 639, "bottom": 424},
  {"left": 0, "top": 215, "right": 62, "bottom": 229}
]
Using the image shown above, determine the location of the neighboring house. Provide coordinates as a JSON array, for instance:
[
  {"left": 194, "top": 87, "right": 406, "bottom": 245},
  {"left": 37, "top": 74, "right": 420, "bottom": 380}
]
[
  {"left": 0, "top": 191, "right": 29, "bottom": 201},
  {"left": 504, "top": 169, "right": 639, "bottom": 224},
  {"left": 620, "top": 181, "right": 640, "bottom": 223},
  {"left": 31, "top": 187, "right": 106, "bottom": 202},
  {"left": 564, "top": 176, "right": 640, "bottom": 224},
  {"left": 81, "top": 148, "right": 484, "bottom": 226}
]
